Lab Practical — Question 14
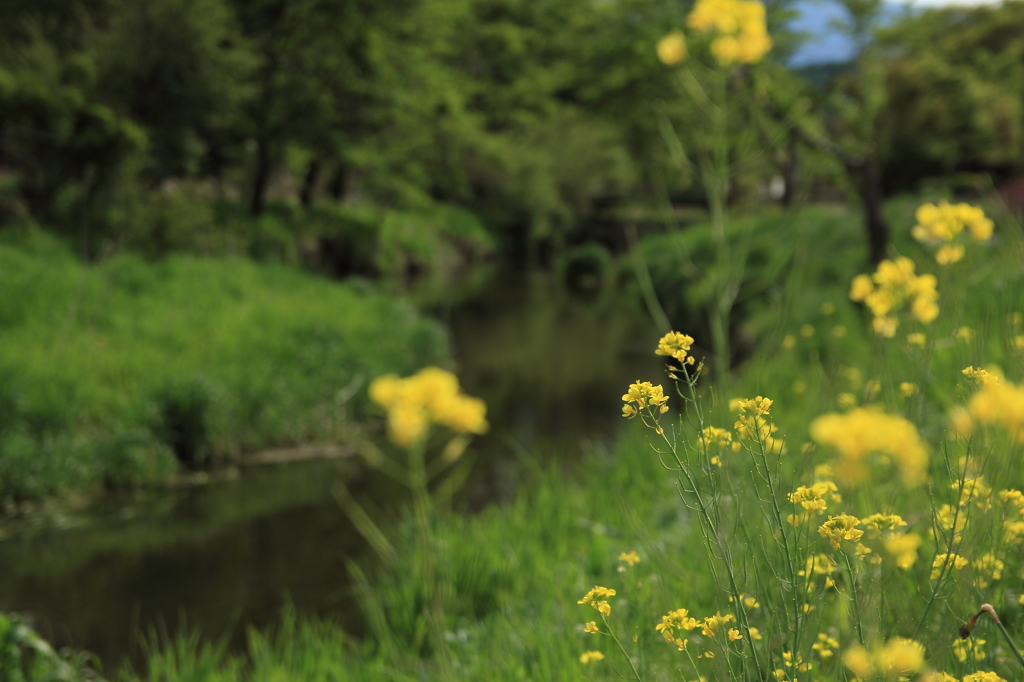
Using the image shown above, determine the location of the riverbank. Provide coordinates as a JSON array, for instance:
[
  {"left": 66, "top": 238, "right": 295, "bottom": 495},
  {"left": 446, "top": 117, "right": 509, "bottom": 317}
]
[{"left": 0, "top": 227, "right": 448, "bottom": 504}]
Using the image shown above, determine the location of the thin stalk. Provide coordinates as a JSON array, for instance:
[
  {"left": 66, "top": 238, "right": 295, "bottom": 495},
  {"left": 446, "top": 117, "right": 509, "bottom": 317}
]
[{"left": 603, "top": 614, "right": 644, "bottom": 681}]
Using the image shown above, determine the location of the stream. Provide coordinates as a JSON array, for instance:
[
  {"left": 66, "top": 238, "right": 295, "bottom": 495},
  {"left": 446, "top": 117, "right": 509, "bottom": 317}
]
[{"left": 0, "top": 264, "right": 663, "bottom": 671}]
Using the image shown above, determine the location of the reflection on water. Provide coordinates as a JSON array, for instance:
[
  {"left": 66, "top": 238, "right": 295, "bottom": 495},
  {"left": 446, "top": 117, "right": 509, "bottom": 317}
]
[{"left": 0, "top": 265, "right": 663, "bottom": 670}]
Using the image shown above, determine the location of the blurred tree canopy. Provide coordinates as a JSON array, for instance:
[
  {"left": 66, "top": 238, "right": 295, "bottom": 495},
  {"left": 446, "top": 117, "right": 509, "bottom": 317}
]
[
  {"left": 875, "top": 1, "right": 1024, "bottom": 192},
  {"left": 1, "top": 0, "right": 1022, "bottom": 258}
]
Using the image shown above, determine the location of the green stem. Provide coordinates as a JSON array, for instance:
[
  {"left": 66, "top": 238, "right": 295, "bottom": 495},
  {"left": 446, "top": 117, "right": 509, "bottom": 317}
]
[{"left": 603, "top": 614, "right": 643, "bottom": 681}]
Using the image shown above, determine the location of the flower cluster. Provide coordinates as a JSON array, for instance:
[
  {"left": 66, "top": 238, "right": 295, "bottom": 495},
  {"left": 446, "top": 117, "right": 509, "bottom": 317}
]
[
  {"left": 848, "top": 256, "right": 939, "bottom": 337},
  {"left": 842, "top": 638, "right": 925, "bottom": 680},
  {"left": 809, "top": 407, "right": 928, "bottom": 485},
  {"left": 686, "top": 0, "right": 772, "bottom": 64},
  {"left": 787, "top": 481, "right": 841, "bottom": 526},
  {"left": 733, "top": 396, "right": 783, "bottom": 452},
  {"left": 818, "top": 513, "right": 864, "bottom": 549},
  {"left": 911, "top": 201, "right": 994, "bottom": 265},
  {"left": 621, "top": 381, "right": 670, "bottom": 419},
  {"left": 656, "top": 30, "right": 688, "bottom": 65},
  {"left": 369, "top": 367, "right": 488, "bottom": 447},
  {"left": 882, "top": 532, "right": 921, "bottom": 569},
  {"left": 578, "top": 586, "right": 616, "bottom": 616},
  {"left": 655, "top": 608, "right": 700, "bottom": 649},
  {"left": 930, "top": 552, "right": 969, "bottom": 580},
  {"left": 655, "top": 331, "right": 697, "bottom": 365},
  {"left": 812, "top": 632, "right": 839, "bottom": 659},
  {"left": 951, "top": 372, "right": 1024, "bottom": 443}
]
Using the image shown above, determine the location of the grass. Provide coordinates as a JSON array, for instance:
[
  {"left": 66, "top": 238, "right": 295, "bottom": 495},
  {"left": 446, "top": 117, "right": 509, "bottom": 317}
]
[
  {"left": 9, "top": 197, "right": 1024, "bottom": 681},
  {"left": 0, "top": 227, "right": 449, "bottom": 501}
]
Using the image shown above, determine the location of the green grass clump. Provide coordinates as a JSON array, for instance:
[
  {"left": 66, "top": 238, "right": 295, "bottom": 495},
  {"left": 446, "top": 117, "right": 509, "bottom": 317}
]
[{"left": 0, "top": 228, "right": 448, "bottom": 501}]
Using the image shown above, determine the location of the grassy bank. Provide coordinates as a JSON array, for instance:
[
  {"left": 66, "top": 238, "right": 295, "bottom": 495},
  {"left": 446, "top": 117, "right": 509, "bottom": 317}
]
[
  {"left": 0, "top": 228, "right": 448, "bottom": 502},
  {"left": 10, "top": 199, "right": 1024, "bottom": 681}
]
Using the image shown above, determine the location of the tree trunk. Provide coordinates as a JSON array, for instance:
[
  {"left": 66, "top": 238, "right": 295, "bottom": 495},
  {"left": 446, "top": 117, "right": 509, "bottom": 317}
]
[
  {"left": 250, "top": 137, "right": 271, "bottom": 217},
  {"left": 300, "top": 158, "right": 321, "bottom": 208},
  {"left": 327, "top": 160, "right": 347, "bottom": 201},
  {"left": 859, "top": 156, "right": 889, "bottom": 265}
]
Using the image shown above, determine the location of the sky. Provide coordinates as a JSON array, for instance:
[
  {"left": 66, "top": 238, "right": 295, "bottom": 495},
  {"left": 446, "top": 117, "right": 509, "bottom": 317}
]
[{"left": 787, "top": 0, "right": 1002, "bottom": 67}]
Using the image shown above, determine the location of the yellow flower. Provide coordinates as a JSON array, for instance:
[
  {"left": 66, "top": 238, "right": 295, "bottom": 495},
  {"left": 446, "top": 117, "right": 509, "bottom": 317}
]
[
  {"left": 656, "top": 608, "right": 700, "bottom": 643},
  {"left": 700, "top": 611, "right": 735, "bottom": 637},
  {"left": 953, "top": 637, "right": 986, "bottom": 663},
  {"left": 876, "top": 638, "right": 925, "bottom": 678},
  {"left": 850, "top": 257, "right": 940, "bottom": 335},
  {"left": 812, "top": 632, "right": 839, "bottom": 659},
  {"left": 789, "top": 481, "right": 841, "bottom": 513},
  {"left": 578, "top": 586, "right": 617, "bottom": 616},
  {"left": 956, "top": 371, "right": 1024, "bottom": 443},
  {"left": 843, "top": 644, "right": 874, "bottom": 679},
  {"left": 818, "top": 513, "right": 863, "bottom": 549},
  {"left": 810, "top": 408, "right": 928, "bottom": 485},
  {"left": 579, "top": 650, "right": 605, "bottom": 664},
  {"left": 899, "top": 382, "right": 918, "bottom": 398},
  {"left": 584, "top": 621, "right": 599, "bottom": 634},
  {"left": 699, "top": 426, "right": 733, "bottom": 450},
  {"left": 956, "top": 326, "right": 976, "bottom": 343},
  {"left": 907, "top": 332, "right": 926, "bottom": 347},
  {"left": 935, "top": 243, "right": 965, "bottom": 265},
  {"left": 655, "top": 331, "right": 696, "bottom": 364},
  {"left": 749, "top": 626, "right": 762, "bottom": 640},
  {"left": 657, "top": 30, "right": 688, "bottom": 65},
  {"left": 618, "top": 550, "right": 641, "bottom": 566},
  {"left": 882, "top": 533, "right": 921, "bottom": 569},
  {"left": 963, "top": 673, "right": 1006, "bottom": 682},
  {"left": 686, "top": 0, "right": 772, "bottom": 65},
  {"left": 801, "top": 324, "right": 815, "bottom": 337},
  {"left": 621, "top": 381, "right": 670, "bottom": 418},
  {"left": 370, "top": 368, "right": 488, "bottom": 446},
  {"left": 782, "top": 334, "right": 797, "bottom": 349},
  {"left": 973, "top": 553, "right": 1004, "bottom": 589},
  {"left": 861, "top": 513, "right": 907, "bottom": 532},
  {"left": 930, "top": 553, "right": 968, "bottom": 580},
  {"left": 728, "top": 628, "right": 742, "bottom": 641}
]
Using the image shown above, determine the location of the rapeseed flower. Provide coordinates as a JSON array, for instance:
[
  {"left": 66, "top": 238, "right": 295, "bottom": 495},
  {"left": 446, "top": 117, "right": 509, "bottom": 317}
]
[
  {"left": 369, "top": 367, "right": 488, "bottom": 447},
  {"left": 973, "top": 552, "right": 1004, "bottom": 589},
  {"left": 953, "top": 637, "right": 986, "bottom": 663},
  {"left": 700, "top": 611, "right": 735, "bottom": 636},
  {"left": 812, "top": 633, "right": 839, "bottom": 659},
  {"left": 656, "top": 608, "right": 700, "bottom": 647},
  {"left": 849, "top": 257, "right": 939, "bottom": 337},
  {"left": 584, "top": 621, "right": 599, "bottom": 634},
  {"left": 930, "top": 553, "right": 968, "bottom": 580},
  {"left": 883, "top": 532, "right": 921, "bottom": 569},
  {"left": 578, "top": 586, "right": 616, "bottom": 616},
  {"left": 952, "top": 372, "right": 1024, "bottom": 443},
  {"left": 912, "top": 201, "right": 993, "bottom": 264},
  {"left": 962, "top": 673, "right": 1006, "bottom": 682},
  {"left": 579, "top": 650, "right": 605, "bottom": 664},
  {"left": 789, "top": 481, "right": 841, "bottom": 513},
  {"left": 844, "top": 639, "right": 925, "bottom": 680},
  {"left": 655, "top": 331, "right": 697, "bottom": 364},
  {"left": 810, "top": 407, "right": 928, "bottom": 485},
  {"left": 657, "top": 30, "right": 688, "bottom": 65},
  {"left": 818, "top": 513, "right": 863, "bottom": 549},
  {"left": 622, "top": 381, "right": 670, "bottom": 418},
  {"left": 686, "top": 0, "right": 772, "bottom": 64},
  {"left": 618, "top": 550, "right": 641, "bottom": 566}
]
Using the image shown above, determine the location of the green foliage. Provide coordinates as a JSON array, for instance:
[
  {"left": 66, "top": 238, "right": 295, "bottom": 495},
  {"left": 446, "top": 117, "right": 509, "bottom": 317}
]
[
  {"left": 876, "top": 2, "right": 1024, "bottom": 191},
  {"left": 0, "top": 612, "right": 97, "bottom": 681},
  {"left": 0, "top": 229, "right": 449, "bottom": 500}
]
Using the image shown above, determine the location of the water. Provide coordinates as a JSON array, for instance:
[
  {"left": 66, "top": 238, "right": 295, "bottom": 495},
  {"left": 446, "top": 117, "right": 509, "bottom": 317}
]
[{"left": 0, "top": 264, "right": 663, "bottom": 671}]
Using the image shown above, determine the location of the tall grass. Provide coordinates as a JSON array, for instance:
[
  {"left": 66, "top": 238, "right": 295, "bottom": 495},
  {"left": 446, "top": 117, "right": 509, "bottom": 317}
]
[
  {"left": 11, "top": 199, "right": 1024, "bottom": 681},
  {"left": 0, "top": 228, "right": 448, "bottom": 501}
]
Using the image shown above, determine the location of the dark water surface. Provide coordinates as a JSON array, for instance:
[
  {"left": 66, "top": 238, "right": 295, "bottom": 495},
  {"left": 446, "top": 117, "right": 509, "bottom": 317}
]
[{"left": 0, "top": 265, "right": 662, "bottom": 670}]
